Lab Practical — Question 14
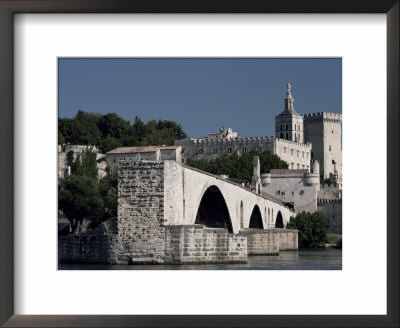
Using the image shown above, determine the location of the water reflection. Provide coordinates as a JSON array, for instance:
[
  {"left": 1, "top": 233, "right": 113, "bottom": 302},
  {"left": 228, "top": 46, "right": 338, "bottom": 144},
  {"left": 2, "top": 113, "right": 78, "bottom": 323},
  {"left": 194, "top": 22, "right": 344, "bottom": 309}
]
[{"left": 59, "top": 248, "right": 342, "bottom": 270}]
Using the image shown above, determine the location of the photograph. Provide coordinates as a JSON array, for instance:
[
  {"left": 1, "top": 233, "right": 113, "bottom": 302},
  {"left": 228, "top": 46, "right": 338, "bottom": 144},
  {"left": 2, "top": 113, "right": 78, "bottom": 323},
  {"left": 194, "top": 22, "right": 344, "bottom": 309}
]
[{"left": 57, "top": 58, "right": 343, "bottom": 270}]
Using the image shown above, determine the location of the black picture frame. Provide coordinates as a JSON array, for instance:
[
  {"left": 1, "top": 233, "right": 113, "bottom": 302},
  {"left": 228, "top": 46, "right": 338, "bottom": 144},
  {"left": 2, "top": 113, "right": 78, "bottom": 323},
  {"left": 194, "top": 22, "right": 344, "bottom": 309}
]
[{"left": 0, "top": 1, "right": 398, "bottom": 327}]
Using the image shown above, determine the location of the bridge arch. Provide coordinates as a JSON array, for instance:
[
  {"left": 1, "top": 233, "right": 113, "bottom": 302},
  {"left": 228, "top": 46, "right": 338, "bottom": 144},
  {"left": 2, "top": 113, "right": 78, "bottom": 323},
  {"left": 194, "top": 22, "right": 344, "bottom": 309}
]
[
  {"left": 195, "top": 185, "right": 233, "bottom": 232},
  {"left": 249, "top": 205, "right": 263, "bottom": 229},
  {"left": 275, "top": 211, "right": 284, "bottom": 228}
]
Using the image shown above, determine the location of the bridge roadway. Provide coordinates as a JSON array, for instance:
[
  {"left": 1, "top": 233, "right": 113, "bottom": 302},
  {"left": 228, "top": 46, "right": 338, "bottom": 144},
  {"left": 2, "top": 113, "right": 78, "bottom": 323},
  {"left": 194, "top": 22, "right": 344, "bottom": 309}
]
[{"left": 163, "top": 161, "right": 295, "bottom": 234}]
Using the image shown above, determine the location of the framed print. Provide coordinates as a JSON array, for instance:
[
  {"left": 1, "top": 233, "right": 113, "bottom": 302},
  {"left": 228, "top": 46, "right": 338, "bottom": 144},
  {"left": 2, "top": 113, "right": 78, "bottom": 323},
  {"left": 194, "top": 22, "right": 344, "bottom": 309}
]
[{"left": 0, "top": 1, "right": 398, "bottom": 327}]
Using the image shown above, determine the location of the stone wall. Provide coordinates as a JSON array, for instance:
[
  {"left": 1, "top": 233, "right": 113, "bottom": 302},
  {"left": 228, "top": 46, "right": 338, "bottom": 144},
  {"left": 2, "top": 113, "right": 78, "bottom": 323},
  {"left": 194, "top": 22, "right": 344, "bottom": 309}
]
[
  {"left": 239, "top": 228, "right": 298, "bottom": 254},
  {"left": 164, "top": 225, "right": 247, "bottom": 264},
  {"left": 317, "top": 201, "right": 342, "bottom": 235},
  {"left": 303, "top": 112, "right": 342, "bottom": 181},
  {"left": 116, "top": 161, "right": 166, "bottom": 264},
  {"left": 58, "top": 218, "right": 118, "bottom": 264},
  {"left": 175, "top": 135, "right": 311, "bottom": 170},
  {"left": 261, "top": 172, "right": 318, "bottom": 213},
  {"left": 239, "top": 229, "right": 280, "bottom": 255},
  {"left": 276, "top": 229, "right": 298, "bottom": 250}
]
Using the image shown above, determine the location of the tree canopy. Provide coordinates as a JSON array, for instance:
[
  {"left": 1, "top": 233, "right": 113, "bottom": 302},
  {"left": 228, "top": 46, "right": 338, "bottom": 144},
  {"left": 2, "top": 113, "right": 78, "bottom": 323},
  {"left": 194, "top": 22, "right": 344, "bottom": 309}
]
[
  {"left": 58, "top": 111, "right": 188, "bottom": 153},
  {"left": 186, "top": 149, "right": 288, "bottom": 179},
  {"left": 58, "top": 175, "right": 104, "bottom": 232},
  {"left": 287, "top": 211, "right": 330, "bottom": 248}
]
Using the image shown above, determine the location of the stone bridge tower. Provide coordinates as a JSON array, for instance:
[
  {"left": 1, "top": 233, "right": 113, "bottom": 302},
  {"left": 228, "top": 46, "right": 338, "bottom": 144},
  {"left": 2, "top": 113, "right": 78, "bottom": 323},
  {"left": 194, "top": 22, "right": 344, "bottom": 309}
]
[{"left": 275, "top": 81, "right": 304, "bottom": 143}]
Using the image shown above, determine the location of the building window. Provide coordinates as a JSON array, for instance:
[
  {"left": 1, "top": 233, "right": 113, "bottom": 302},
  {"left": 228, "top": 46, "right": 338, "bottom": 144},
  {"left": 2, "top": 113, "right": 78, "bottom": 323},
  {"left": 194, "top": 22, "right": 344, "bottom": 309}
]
[
  {"left": 302, "top": 165, "right": 305, "bottom": 169},
  {"left": 297, "top": 163, "right": 300, "bottom": 169},
  {"left": 291, "top": 149, "right": 294, "bottom": 156},
  {"left": 286, "top": 133, "right": 289, "bottom": 139},
  {"left": 311, "top": 152, "right": 313, "bottom": 158},
  {"left": 292, "top": 191, "right": 294, "bottom": 196},
  {"left": 302, "top": 151, "right": 304, "bottom": 158},
  {"left": 291, "top": 163, "right": 294, "bottom": 169},
  {"left": 276, "top": 190, "right": 280, "bottom": 195},
  {"left": 298, "top": 133, "right": 300, "bottom": 140},
  {"left": 284, "top": 147, "right": 287, "bottom": 154},
  {"left": 280, "top": 125, "right": 283, "bottom": 131},
  {"left": 286, "top": 124, "right": 289, "bottom": 131},
  {"left": 307, "top": 152, "right": 309, "bottom": 159},
  {"left": 227, "top": 148, "right": 232, "bottom": 153},
  {"left": 297, "top": 150, "right": 299, "bottom": 157},
  {"left": 257, "top": 146, "right": 262, "bottom": 152},
  {"left": 242, "top": 147, "right": 247, "bottom": 152},
  {"left": 113, "top": 159, "right": 116, "bottom": 163},
  {"left": 198, "top": 149, "right": 203, "bottom": 154},
  {"left": 213, "top": 148, "right": 217, "bottom": 154},
  {"left": 181, "top": 149, "right": 185, "bottom": 153},
  {"left": 294, "top": 124, "right": 296, "bottom": 131},
  {"left": 281, "top": 191, "right": 285, "bottom": 196},
  {"left": 329, "top": 145, "right": 332, "bottom": 151},
  {"left": 332, "top": 130, "right": 334, "bottom": 134},
  {"left": 280, "top": 133, "right": 283, "bottom": 138},
  {"left": 299, "top": 190, "right": 304, "bottom": 195},
  {"left": 182, "top": 159, "right": 185, "bottom": 163}
]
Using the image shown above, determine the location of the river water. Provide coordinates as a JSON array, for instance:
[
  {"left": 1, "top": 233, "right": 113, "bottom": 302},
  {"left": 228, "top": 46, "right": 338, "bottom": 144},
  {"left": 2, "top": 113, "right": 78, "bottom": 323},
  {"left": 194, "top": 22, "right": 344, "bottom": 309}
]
[{"left": 59, "top": 248, "right": 342, "bottom": 270}]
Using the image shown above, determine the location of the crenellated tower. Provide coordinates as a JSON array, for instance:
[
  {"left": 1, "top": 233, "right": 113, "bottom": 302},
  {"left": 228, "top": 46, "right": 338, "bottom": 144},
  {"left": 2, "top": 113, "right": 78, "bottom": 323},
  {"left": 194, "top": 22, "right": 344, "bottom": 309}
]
[{"left": 275, "top": 82, "right": 304, "bottom": 143}]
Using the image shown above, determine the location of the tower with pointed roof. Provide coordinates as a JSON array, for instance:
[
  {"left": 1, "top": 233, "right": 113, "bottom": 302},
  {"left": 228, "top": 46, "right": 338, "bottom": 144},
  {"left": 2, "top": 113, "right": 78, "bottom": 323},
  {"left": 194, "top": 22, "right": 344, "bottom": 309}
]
[{"left": 275, "top": 81, "right": 304, "bottom": 143}]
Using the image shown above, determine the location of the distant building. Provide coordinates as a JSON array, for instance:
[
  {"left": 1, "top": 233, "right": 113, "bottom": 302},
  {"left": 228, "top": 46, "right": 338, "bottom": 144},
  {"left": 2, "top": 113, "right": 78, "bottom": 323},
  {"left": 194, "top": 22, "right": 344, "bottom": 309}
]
[
  {"left": 260, "top": 161, "right": 320, "bottom": 213},
  {"left": 175, "top": 81, "right": 342, "bottom": 185},
  {"left": 105, "top": 145, "right": 182, "bottom": 173}
]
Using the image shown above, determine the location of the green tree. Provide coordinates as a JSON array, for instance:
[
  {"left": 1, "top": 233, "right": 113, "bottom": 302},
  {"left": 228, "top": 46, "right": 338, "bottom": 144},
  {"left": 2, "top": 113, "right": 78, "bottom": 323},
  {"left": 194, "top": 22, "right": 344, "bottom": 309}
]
[
  {"left": 187, "top": 150, "right": 288, "bottom": 179},
  {"left": 74, "top": 110, "right": 102, "bottom": 145},
  {"left": 96, "top": 169, "right": 118, "bottom": 227},
  {"left": 99, "top": 136, "right": 122, "bottom": 154},
  {"left": 58, "top": 175, "right": 104, "bottom": 232},
  {"left": 58, "top": 131, "right": 65, "bottom": 145},
  {"left": 69, "top": 147, "right": 98, "bottom": 179},
  {"left": 287, "top": 211, "right": 330, "bottom": 248},
  {"left": 130, "top": 116, "right": 146, "bottom": 144},
  {"left": 98, "top": 113, "right": 130, "bottom": 139}
]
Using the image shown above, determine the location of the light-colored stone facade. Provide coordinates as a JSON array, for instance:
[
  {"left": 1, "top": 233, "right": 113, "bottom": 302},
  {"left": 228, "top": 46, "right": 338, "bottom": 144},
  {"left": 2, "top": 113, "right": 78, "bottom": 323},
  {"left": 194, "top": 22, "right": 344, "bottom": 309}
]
[
  {"left": 175, "top": 134, "right": 312, "bottom": 171},
  {"left": 275, "top": 81, "right": 304, "bottom": 143},
  {"left": 163, "top": 161, "right": 295, "bottom": 233},
  {"left": 105, "top": 145, "right": 182, "bottom": 174},
  {"left": 303, "top": 112, "right": 342, "bottom": 182},
  {"left": 261, "top": 168, "right": 319, "bottom": 213}
]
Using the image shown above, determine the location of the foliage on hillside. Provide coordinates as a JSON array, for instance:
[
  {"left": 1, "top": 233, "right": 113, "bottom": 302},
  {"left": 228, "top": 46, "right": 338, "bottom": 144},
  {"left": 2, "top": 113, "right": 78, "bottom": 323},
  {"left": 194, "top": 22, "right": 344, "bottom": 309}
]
[
  {"left": 186, "top": 150, "right": 289, "bottom": 179},
  {"left": 287, "top": 211, "right": 330, "bottom": 248},
  {"left": 58, "top": 110, "right": 188, "bottom": 153}
]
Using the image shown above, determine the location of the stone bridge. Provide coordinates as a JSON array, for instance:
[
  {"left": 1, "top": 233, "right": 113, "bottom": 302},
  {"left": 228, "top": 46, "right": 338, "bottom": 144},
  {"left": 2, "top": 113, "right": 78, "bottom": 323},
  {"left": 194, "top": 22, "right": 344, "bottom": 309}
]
[
  {"left": 59, "top": 160, "right": 297, "bottom": 265},
  {"left": 163, "top": 161, "right": 294, "bottom": 234}
]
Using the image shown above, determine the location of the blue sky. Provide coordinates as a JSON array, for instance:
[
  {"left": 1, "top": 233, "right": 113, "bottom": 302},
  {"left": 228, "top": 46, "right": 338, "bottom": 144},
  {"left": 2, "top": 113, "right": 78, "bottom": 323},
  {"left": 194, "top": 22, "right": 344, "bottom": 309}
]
[{"left": 58, "top": 58, "right": 341, "bottom": 138}]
